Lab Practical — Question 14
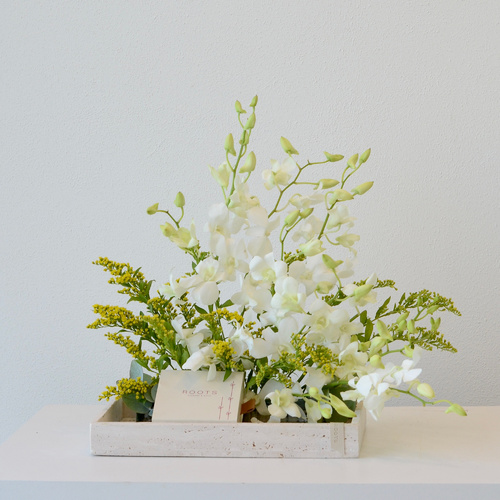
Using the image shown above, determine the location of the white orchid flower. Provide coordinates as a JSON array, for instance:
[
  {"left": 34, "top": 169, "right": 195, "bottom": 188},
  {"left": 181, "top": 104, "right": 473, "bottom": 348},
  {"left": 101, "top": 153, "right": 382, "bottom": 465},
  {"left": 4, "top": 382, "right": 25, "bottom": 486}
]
[
  {"left": 181, "top": 257, "right": 222, "bottom": 305},
  {"left": 266, "top": 388, "right": 302, "bottom": 420},
  {"left": 183, "top": 345, "right": 218, "bottom": 381},
  {"left": 270, "top": 276, "right": 306, "bottom": 317},
  {"left": 262, "top": 157, "right": 296, "bottom": 190},
  {"left": 249, "top": 253, "right": 287, "bottom": 284}
]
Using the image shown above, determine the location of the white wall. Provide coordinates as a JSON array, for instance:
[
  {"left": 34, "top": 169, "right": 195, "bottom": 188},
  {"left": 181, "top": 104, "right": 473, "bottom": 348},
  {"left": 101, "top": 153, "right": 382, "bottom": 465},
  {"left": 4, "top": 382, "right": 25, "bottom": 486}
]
[{"left": 1, "top": 1, "right": 499, "bottom": 443}]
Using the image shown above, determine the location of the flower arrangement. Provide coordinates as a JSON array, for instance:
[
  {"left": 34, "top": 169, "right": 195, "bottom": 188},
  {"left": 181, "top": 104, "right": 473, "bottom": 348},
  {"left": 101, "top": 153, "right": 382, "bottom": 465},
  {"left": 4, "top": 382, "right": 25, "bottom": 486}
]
[{"left": 89, "top": 96, "right": 465, "bottom": 423}]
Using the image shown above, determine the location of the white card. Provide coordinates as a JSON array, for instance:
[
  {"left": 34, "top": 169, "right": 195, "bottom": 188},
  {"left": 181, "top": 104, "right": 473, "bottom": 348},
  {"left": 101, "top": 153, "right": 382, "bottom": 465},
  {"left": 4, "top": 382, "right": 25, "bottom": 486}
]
[{"left": 152, "top": 370, "right": 245, "bottom": 423}]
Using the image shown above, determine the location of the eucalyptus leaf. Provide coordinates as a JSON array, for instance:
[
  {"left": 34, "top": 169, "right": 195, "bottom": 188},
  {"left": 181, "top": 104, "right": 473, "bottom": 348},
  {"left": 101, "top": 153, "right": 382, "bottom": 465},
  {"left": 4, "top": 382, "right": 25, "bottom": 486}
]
[
  {"left": 121, "top": 394, "right": 152, "bottom": 415},
  {"left": 129, "top": 360, "right": 143, "bottom": 380}
]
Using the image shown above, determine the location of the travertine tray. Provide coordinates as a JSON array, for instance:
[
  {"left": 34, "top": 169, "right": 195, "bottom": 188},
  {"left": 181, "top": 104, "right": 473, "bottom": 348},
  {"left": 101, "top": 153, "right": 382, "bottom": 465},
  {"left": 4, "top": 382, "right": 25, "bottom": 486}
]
[{"left": 90, "top": 399, "right": 365, "bottom": 458}]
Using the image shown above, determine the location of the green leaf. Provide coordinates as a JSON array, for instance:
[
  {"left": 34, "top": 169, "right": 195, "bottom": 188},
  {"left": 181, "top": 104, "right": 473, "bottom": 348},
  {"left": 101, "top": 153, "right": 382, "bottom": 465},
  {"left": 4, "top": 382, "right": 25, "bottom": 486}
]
[
  {"left": 359, "top": 310, "right": 368, "bottom": 325},
  {"left": 362, "top": 319, "right": 373, "bottom": 342},
  {"left": 129, "top": 360, "right": 143, "bottom": 380},
  {"left": 151, "top": 384, "right": 158, "bottom": 401},
  {"left": 219, "top": 299, "right": 233, "bottom": 308},
  {"left": 121, "top": 394, "right": 152, "bottom": 415},
  {"left": 223, "top": 368, "right": 232, "bottom": 381},
  {"left": 376, "top": 297, "right": 391, "bottom": 318},
  {"left": 143, "top": 372, "right": 153, "bottom": 384},
  {"left": 194, "top": 305, "right": 207, "bottom": 315}
]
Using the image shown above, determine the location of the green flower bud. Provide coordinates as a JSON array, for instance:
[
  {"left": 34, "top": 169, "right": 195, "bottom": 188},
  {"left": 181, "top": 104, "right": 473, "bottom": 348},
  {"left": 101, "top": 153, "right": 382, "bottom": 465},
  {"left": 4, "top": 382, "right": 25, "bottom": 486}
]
[
  {"left": 224, "top": 133, "right": 236, "bottom": 156},
  {"left": 427, "top": 305, "right": 439, "bottom": 314},
  {"left": 359, "top": 341, "right": 370, "bottom": 352},
  {"left": 147, "top": 203, "right": 159, "bottom": 215},
  {"left": 320, "top": 406, "right": 333, "bottom": 419},
  {"left": 353, "top": 284, "right": 373, "bottom": 299},
  {"left": 347, "top": 154, "right": 359, "bottom": 169},
  {"left": 250, "top": 95, "right": 258, "bottom": 107},
  {"left": 318, "top": 178, "right": 340, "bottom": 189},
  {"left": 445, "top": 404, "right": 467, "bottom": 416},
  {"left": 160, "top": 222, "right": 176, "bottom": 237},
  {"left": 403, "top": 345, "right": 413, "bottom": 358},
  {"left": 299, "top": 238, "right": 325, "bottom": 256},
  {"left": 407, "top": 319, "right": 416, "bottom": 334},
  {"left": 284, "top": 210, "right": 300, "bottom": 226},
  {"left": 308, "top": 387, "right": 319, "bottom": 397},
  {"left": 351, "top": 181, "right": 374, "bottom": 195},
  {"left": 331, "top": 189, "right": 354, "bottom": 202},
  {"left": 359, "top": 148, "right": 371, "bottom": 164},
  {"left": 174, "top": 191, "right": 185, "bottom": 208},
  {"left": 322, "top": 254, "right": 342, "bottom": 271},
  {"left": 244, "top": 113, "right": 256, "bottom": 130},
  {"left": 239, "top": 151, "right": 256, "bottom": 173},
  {"left": 396, "top": 311, "right": 410, "bottom": 324},
  {"left": 369, "top": 336, "right": 386, "bottom": 355},
  {"left": 280, "top": 136, "right": 299, "bottom": 155},
  {"left": 417, "top": 383, "right": 435, "bottom": 399},
  {"left": 234, "top": 100, "right": 246, "bottom": 114},
  {"left": 324, "top": 152, "right": 344, "bottom": 162},
  {"left": 239, "top": 130, "right": 249, "bottom": 146},
  {"left": 430, "top": 317, "right": 441, "bottom": 331},
  {"left": 299, "top": 207, "right": 314, "bottom": 218},
  {"left": 376, "top": 320, "right": 393, "bottom": 341},
  {"left": 369, "top": 354, "right": 385, "bottom": 369},
  {"left": 397, "top": 321, "right": 407, "bottom": 332}
]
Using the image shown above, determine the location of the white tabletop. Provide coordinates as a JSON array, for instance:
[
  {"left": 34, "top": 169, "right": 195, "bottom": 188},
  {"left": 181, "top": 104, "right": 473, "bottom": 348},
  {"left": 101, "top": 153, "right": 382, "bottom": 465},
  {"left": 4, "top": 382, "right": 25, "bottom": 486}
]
[{"left": 0, "top": 404, "right": 499, "bottom": 499}]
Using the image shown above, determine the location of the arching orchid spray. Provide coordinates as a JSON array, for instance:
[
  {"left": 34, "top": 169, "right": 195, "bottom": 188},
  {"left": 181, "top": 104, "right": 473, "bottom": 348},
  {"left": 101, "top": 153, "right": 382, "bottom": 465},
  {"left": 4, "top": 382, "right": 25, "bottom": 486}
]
[{"left": 90, "top": 96, "right": 465, "bottom": 422}]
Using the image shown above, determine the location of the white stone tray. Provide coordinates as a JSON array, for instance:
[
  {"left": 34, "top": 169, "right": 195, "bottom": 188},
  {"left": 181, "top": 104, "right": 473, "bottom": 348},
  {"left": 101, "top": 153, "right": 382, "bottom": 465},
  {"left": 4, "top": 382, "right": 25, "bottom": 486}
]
[{"left": 90, "top": 399, "right": 365, "bottom": 458}]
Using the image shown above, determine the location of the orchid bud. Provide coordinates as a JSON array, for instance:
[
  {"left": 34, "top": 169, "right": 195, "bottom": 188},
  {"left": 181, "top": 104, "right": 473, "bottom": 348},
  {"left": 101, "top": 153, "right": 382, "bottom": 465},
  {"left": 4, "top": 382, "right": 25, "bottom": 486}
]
[
  {"left": 347, "top": 154, "right": 358, "bottom": 169},
  {"left": 244, "top": 113, "right": 256, "bottom": 130},
  {"left": 324, "top": 152, "right": 344, "bottom": 162},
  {"left": 359, "top": 148, "right": 371, "bottom": 164},
  {"left": 376, "top": 320, "right": 393, "bottom": 340},
  {"left": 240, "top": 151, "right": 256, "bottom": 173},
  {"left": 322, "top": 254, "right": 342, "bottom": 271},
  {"left": 370, "top": 354, "right": 385, "bottom": 369},
  {"left": 359, "top": 341, "right": 370, "bottom": 352},
  {"left": 407, "top": 319, "right": 416, "bottom": 334},
  {"left": 174, "top": 191, "right": 185, "bottom": 208},
  {"left": 428, "top": 305, "right": 439, "bottom": 314},
  {"left": 299, "top": 207, "right": 313, "bottom": 218},
  {"left": 280, "top": 136, "right": 299, "bottom": 155},
  {"left": 308, "top": 387, "right": 319, "bottom": 397},
  {"left": 417, "top": 383, "right": 435, "bottom": 399},
  {"left": 224, "top": 133, "right": 236, "bottom": 156},
  {"left": 397, "top": 321, "right": 407, "bottom": 332},
  {"left": 160, "top": 222, "right": 176, "bottom": 237},
  {"left": 239, "top": 130, "right": 249, "bottom": 145},
  {"left": 147, "top": 203, "right": 159, "bottom": 215},
  {"left": 403, "top": 345, "right": 413, "bottom": 358},
  {"left": 284, "top": 210, "right": 300, "bottom": 226},
  {"left": 369, "top": 336, "right": 386, "bottom": 355},
  {"left": 320, "top": 407, "right": 332, "bottom": 419},
  {"left": 331, "top": 189, "right": 354, "bottom": 202},
  {"left": 250, "top": 95, "right": 258, "bottom": 107},
  {"left": 299, "top": 238, "right": 325, "bottom": 256},
  {"left": 445, "top": 404, "right": 467, "bottom": 416},
  {"left": 318, "top": 178, "right": 340, "bottom": 189},
  {"left": 430, "top": 317, "right": 441, "bottom": 331},
  {"left": 352, "top": 181, "right": 374, "bottom": 195},
  {"left": 396, "top": 312, "right": 410, "bottom": 324},
  {"left": 353, "top": 284, "right": 373, "bottom": 299},
  {"left": 234, "top": 100, "right": 246, "bottom": 114}
]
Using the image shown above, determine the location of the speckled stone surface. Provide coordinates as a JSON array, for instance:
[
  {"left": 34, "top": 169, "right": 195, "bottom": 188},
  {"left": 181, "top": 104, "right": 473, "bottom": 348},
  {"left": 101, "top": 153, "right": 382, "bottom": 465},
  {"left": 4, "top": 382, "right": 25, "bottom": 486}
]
[{"left": 91, "top": 400, "right": 365, "bottom": 458}]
